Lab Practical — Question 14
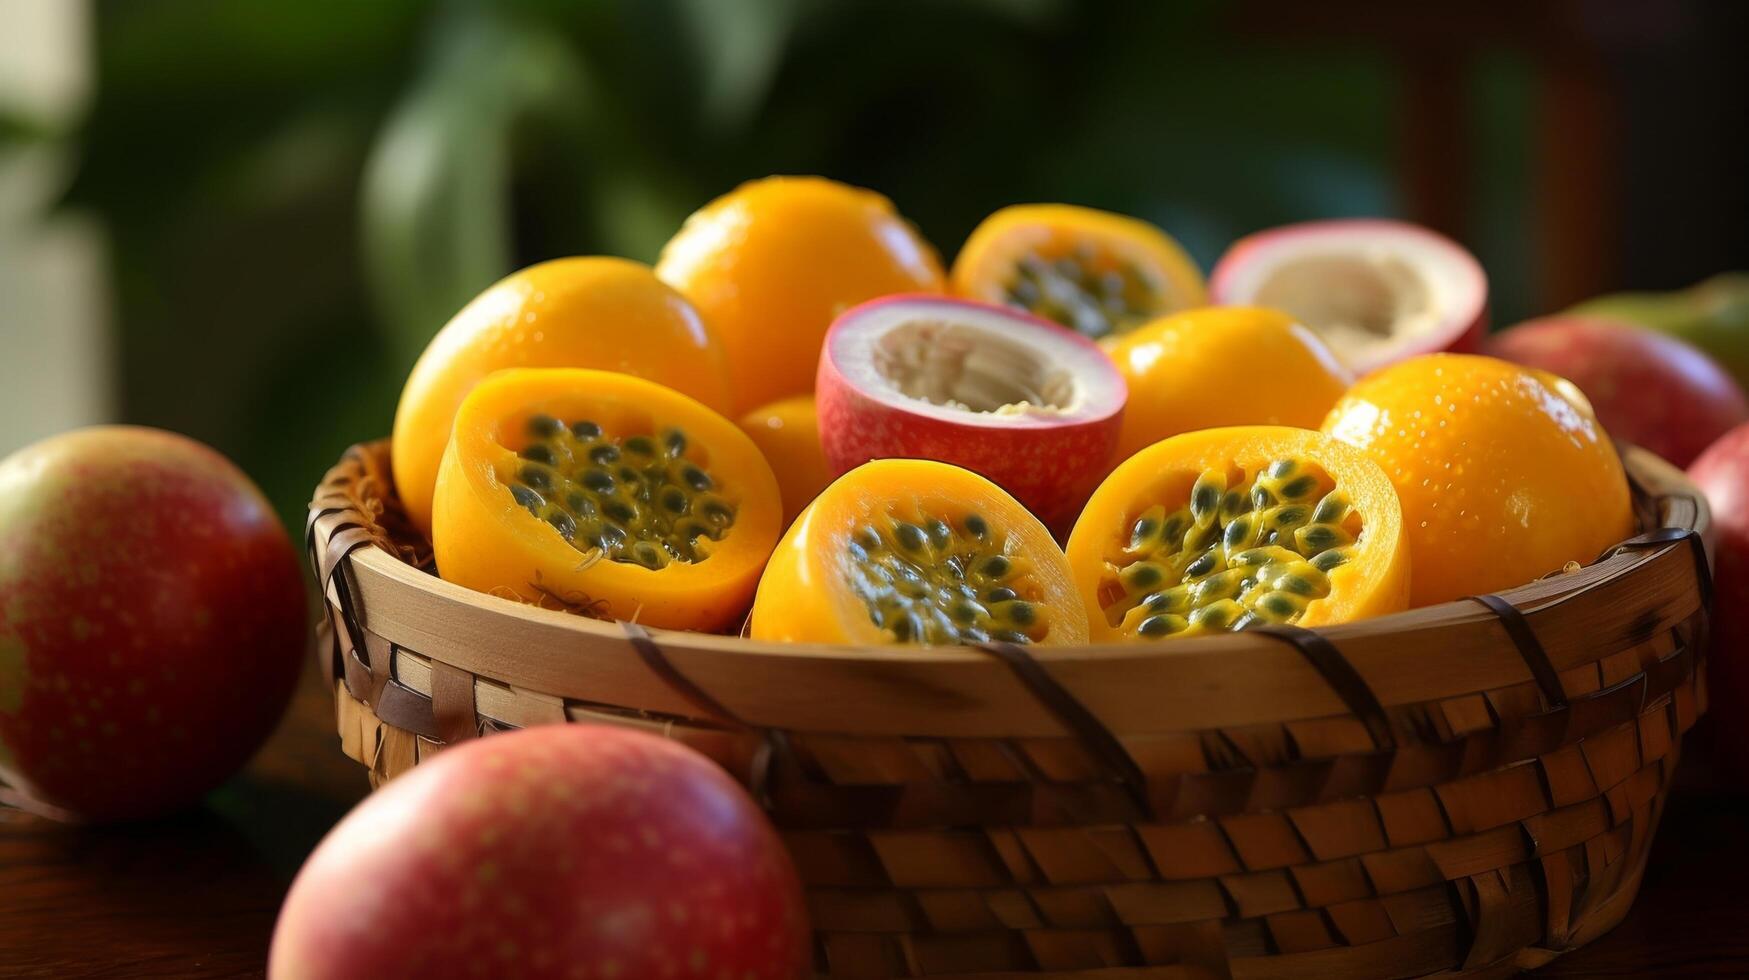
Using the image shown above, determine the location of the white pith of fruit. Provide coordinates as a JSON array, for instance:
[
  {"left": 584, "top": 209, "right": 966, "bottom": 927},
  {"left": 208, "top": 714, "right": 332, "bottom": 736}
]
[
  {"left": 1217, "top": 224, "right": 1485, "bottom": 369},
  {"left": 875, "top": 319, "right": 1076, "bottom": 414},
  {"left": 829, "top": 300, "right": 1123, "bottom": 426},
  {"left": 1253, "top": 253, "right": 1436, "bottom": 358}
]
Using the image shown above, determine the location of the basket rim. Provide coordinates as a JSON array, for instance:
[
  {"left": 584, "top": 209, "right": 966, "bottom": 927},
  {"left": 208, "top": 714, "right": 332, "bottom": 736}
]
[{"left": 315, "top": 440, "right": 1712, "bottom": 737}]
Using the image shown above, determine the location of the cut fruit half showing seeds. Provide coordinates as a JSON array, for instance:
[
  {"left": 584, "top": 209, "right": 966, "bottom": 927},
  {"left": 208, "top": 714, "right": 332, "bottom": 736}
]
[
  {"left": 432, "top": 368, "right": 782, "bottom": 632},
  {"left": 817, "top": 294, "right": 1127, "bottom": 534},
  {"left": 951, "top": 203, "right": 1206, "bottom": 343},
  {"left": 750, "top": 458, "right": 1088, "bottom": 647},
  {"left": 1066, "top": 425, "right": 1409, "bottom": 642}
]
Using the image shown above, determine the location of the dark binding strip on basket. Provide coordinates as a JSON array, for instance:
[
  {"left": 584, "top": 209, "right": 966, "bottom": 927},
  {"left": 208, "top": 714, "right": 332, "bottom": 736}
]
[
  {"left": 972, "top": 641, "right": 1154, "bottom": 820},
  {"left": 1599, "top": 525, "right": 1714, "bottom": 660},
  {"left": 620, "top": 621, "right": 746, "bottom": 728},
  {"left": 1601, "top": 526, "right": 1714, "bottom": 611},
  {"left": 305, "top": 500, "right": 383, "bottom": 694},
  {"left": 1469, "top": 593, "right": 1568, "bottom": 710},
  {"left": 1251, "top": 624, "right": 1397, "bottom": 750},
  {"left": 618, "top": 621, "right": 779, "bottom": 807}
]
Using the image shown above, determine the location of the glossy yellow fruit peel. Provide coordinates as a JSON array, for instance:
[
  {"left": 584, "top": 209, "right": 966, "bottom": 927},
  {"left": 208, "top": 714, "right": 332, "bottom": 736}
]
[
  {"left": 433, "top": 368, "right": 781, "bottom": 632},
  {"left": 750, "top": 459, "right": 1088, "bottom": 646},
  {"left": 1322, "top": 353, "right": 1634, "bottom": 607},
  {"left": 1068, "top": 426, "right": 1409, "bottom": 641},
  {"left": 736, "top": 395, "right": 832, "bottom": 527},
  {"left": 1107, "top": 306, "right": 1353, "bottom": 462},
  {"left": 657, "top": 176, "right": 945, "bottom": 413}
]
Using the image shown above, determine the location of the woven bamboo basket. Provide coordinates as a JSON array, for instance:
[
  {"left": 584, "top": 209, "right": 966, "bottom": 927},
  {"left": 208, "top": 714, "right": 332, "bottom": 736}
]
[{"left": 309, "top": 438, "right": 1713, "bottom": 979}]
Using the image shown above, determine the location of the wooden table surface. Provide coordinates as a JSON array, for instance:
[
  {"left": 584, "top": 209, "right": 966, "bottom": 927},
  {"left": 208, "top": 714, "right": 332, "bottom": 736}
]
[{"left": 5, "top": 659, "right": 1749, "bottom": 979}]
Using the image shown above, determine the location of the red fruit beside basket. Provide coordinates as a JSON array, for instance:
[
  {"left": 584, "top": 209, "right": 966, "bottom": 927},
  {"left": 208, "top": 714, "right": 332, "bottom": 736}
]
[
  {"left": 270, "top": 725, "right": 810, "bottom": 980},
  {"left": 0, "top": 426, "right": 306, "bottom": 822}
]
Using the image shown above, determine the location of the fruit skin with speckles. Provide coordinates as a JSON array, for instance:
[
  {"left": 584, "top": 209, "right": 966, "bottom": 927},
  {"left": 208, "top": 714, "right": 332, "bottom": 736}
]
[
  {"left": 1322, "top": 354, "right": 1634, "bottom": 608},
  {"left": 1570, "top": 273, "right": 1749, "bottom": 392},
  {"left": 1687, "top": 424, "right": 1749, "bottom": 781},
  {"left": 1487, "top": 315, "right": 1749, "bottom": 468},
  {"left": 269, "top": 725, "right": 811, "bottom": 980},
  {"left": 0, "top": 426, "right": 306, "bottom": 822}
]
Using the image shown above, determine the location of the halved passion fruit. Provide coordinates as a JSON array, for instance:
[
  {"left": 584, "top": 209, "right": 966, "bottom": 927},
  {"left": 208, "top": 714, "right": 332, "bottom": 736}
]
[
  {"left": 1208, "top": 219, "right": 1488, "bottom": 374},
  {"left": 432, "top": 368, "right": 782, "bottom": 631},
  {"left": 392, "top": 256, "right": 734, "bottom": 536},
  {"left": 750, "top": 459, "right": 1087, "bottom": 646},
  {"left": 951, "top": 204, "right": 1205, "bottom": 343},
  {"left": 816, "top": 295, "right": 1126, "bottom": 533},
  {"left": 1066, "top": 426, "right": 1408, "bottom": 641}
]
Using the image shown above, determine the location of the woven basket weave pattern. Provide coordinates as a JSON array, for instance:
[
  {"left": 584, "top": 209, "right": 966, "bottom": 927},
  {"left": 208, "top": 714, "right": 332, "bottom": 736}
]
[{"left": 309, "top": 440, "right": 1711, "bottom": 979}]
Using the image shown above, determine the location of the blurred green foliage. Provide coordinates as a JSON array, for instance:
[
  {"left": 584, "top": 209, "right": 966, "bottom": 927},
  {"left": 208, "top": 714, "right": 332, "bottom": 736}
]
[{"left": 60, "top": 0, "right": 1537, "bottom": 533}]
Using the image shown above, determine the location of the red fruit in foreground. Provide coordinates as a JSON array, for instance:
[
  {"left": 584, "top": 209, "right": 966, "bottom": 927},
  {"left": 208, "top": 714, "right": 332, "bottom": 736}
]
[
  {"left": 269, "top": 725, "right": 811, "bottom": 980},
  {"left": 1688, "top": 423, "right": 1749, "bottom": 781},
  {"left": 1489, "top": 316, "right": 1749, "bottom": 468},
  {"left": 817, "top": 294, "right": 1126, "bottom": 532},
  {"left": 0, "top": 426, "right": 306, "bottom": 821},
  {"left": 1209, "top": 218, "right": 1488, "bottom": 374}
]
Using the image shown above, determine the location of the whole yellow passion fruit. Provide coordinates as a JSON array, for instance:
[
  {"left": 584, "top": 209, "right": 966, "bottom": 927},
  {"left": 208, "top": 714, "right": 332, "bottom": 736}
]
[
  {"left": 1322, "top": 353, "right": 1634, "bottom": 607},
  {"left": 657, "top": 176, "right": 945, "bottom": 414},
  {"left": 1106, "top": 306, "right": 1352, "bottom": 463}
]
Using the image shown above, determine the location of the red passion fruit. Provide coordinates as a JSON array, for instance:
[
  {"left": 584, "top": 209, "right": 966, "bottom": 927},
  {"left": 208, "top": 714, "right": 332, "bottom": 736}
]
[
  {"left": 270, "top": 725, "right": 811, "bottom": 980},
  {"left": 0, "top": 426, "right": 307, "bottom": 821},
  {"left": 1209, "top": 219, "right": 1488, "bottom": 374},
  {"left": 1488, "top": 315, "right": 1749, "bottom": 468},
  {"left": 816, "top": 295, "right": 1126, "bottom": 533}
]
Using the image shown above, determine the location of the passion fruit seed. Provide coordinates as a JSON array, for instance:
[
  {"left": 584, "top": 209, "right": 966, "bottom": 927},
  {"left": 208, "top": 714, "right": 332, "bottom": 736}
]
[
  {"left": 506, "top": 415, "right": 735, "bottom": 567},
  {"left": 1103, "top": 459, "right": 1361, "bottom": 638},
  {"left": 1003, "top": 244, "right": 1163, "bottom": 341},
  {"left": 844, "top": 511, "right": 1049, "bottom": 646}
]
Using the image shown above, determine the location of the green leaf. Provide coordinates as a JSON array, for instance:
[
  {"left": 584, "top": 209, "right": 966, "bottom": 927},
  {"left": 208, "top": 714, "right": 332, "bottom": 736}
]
[
  {"left": 680, "top": 0, "right": 801, "bottom": 133},
  {"left": 360, "top": 5, "right": 592, "bottom": 366}
]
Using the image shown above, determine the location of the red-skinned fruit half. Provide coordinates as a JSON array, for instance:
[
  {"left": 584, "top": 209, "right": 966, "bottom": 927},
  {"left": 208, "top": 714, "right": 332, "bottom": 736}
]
[
  {"left": 1688, "top": 423, "right": 1749, "bottom": 783},
  {"left": 1208, "top": 219, "right": 1488, "bottom": 374},
  {"left": 269, "top": 724, "right": 811, "bottom": 980},
  {"left": 817, "top": 294, "right": 1127, "bottom": 533},
  {"left": 1488, "top": 316, "right": 1749, "bottom": 468},
  {"left": 0, "top": 426, "right": 306, "bottom": 822}
]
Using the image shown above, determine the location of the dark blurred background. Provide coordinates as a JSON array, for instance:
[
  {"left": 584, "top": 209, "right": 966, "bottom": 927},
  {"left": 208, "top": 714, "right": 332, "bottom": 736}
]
[{"left": 1, "top": 0, "right": 1745, "bottom": 530}]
